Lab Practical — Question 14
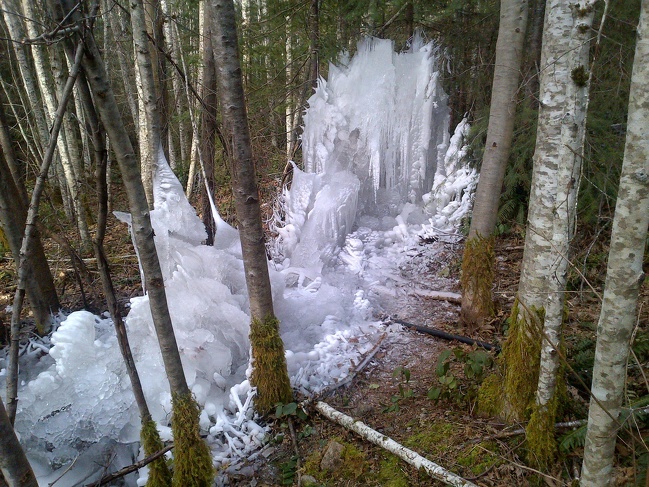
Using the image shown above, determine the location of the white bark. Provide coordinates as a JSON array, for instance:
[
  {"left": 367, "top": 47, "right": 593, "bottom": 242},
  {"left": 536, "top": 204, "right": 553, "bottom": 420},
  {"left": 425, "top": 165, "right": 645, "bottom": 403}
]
[
  {"left": 130, "top": 0, "right": 162, "bottom": 208},
  {"left": 580, "top": 1, "right": 649, "bottom": 484},
  {"left": 19, "top": 0, "right": 91, "bottom": 247},
  {"left": 517, "top": 1, "right": 594, "bottom": 409},
  {"left": 315, "top": 401, "right": 478, "bottom": 487}
]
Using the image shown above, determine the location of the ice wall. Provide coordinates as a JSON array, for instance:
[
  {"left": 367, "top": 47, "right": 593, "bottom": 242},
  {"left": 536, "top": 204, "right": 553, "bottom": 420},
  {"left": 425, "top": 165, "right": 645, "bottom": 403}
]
[{"left": 275, "top": 35, "right": 476, "bottom": 268}]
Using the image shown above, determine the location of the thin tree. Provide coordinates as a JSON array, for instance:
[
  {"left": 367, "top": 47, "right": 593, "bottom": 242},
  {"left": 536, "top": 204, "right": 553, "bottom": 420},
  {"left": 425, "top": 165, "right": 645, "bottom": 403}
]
[
  {"left": 211, "top": 0, "right": 293, "bottom": 414},
  {"left": 460, "top": 0, "right": 528, "bottom": 329},
  {"left": 580, "top": 1, "right": 649, "bottom": 484},
  {"left": 0, "top": 395, "right": 37, "bottom": 487},
  {"left": 50, "top": 1, "right": 213, "bottom": 484}
]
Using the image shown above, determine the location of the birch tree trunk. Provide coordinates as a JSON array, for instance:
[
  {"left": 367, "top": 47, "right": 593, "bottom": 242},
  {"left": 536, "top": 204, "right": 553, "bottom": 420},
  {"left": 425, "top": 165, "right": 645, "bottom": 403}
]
[
  {"left": 19, "top": 0, "right": 91, "bottom": 248},
  {"left": 460, "top": 0, "right": 528, "bottom": 329},
  {"left": 131, "top": 0, "right": 162, "bottom": 208},
  {"left": 580, "top": 2, "right": 649, "bottom": 484},
  {"left": 211, "top": 0, "right": 293, "bottom": 414},
  {"left": 494, "top": 0, "right": 595, "bottom": 467}
]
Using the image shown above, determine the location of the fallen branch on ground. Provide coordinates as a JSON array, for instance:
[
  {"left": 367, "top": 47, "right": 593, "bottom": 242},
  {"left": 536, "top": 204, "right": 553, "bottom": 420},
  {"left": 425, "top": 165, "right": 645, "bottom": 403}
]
[
  {"left": 315, "top": 401, "right": 478, "bottom": 487},
  {"left": 83, "top": 444, "right": 174, "bottom": 486},
  {"left": 391, "top": 319, "right": 500, "bottom": 352}
]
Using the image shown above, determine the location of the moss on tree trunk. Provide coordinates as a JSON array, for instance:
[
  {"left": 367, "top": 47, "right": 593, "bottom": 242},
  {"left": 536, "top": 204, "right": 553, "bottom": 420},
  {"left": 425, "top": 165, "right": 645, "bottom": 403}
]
[{"left": 460, "top": 233, "right": 495, "bottom": 329}]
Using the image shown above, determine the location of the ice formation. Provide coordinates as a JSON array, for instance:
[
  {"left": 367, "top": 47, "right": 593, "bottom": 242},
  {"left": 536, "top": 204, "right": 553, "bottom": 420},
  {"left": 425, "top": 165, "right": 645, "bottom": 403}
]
[{"left": 1, "top": 35, "right": 477, "bottom": 486}]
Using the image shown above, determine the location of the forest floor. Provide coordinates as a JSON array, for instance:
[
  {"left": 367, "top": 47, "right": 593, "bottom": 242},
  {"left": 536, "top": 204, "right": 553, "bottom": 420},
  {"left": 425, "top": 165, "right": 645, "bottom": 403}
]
[
  {"left": 221, "top": 234, "right": 648, "bottom": 487},
  {"left": 1, "top": 221, "right": 647, "bottom": 486}
]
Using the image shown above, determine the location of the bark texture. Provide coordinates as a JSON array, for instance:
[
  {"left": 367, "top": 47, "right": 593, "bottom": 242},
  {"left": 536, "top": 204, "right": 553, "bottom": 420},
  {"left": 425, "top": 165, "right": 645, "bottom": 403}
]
[
  {"left": 580, "top": 1, "right": 649, "bottom": 484},
  {"left": 461, "top": 0, "right": 528, "bottom": 328},
  {"left": 131, "top": 0, "right": 162, "bottom": 208},
  {"left": 211, "top": 0, "right": 292, "bottom": 413},
  {"left": 0, "top": 396, "right": 37, "bottom": 487},
  {"left": 500, "top": 1, "right": 594, "bottom": 429}
]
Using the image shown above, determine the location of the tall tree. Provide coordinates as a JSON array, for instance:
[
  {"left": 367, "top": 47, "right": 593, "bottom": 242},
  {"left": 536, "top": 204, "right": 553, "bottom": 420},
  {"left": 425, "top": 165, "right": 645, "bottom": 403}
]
[
  {"left": 50, "top": 1, "right": 213, "bottom": 484},
  {"left": 485, "top": 0, "right": 596, "bottom": 467},
  {"left": 580, "top": 1, "right": 649, "bottom": 484},
  {"left": 131, "top": 0, "right": 162, "bottom": 208},
  {"left": 460, "top": 0, "right": 528, "bottom": 329},
  {"left": 211, "top": 0, "right": 293, "bottom": 414}
]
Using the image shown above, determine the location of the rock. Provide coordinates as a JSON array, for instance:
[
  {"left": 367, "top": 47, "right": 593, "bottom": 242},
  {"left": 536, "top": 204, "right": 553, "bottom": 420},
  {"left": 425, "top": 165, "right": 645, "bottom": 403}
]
[
  {"left": 320, "top": 439, "right": 344, "bottom": 472},
  {"left": 301, "top": 474, "right": 318, "bottom": 486}
]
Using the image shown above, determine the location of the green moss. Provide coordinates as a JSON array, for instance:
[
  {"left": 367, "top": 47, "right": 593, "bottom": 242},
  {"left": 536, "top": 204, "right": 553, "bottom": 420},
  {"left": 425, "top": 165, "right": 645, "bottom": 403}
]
[
  {"left": 477, "top": 371, "right": 504, "bottom": 416},
  {"left": 460, "top": 233, "right": 495, "bottom": 328},
  {"left": 377, "top": 455, "right": 409, "bottom": 487},
  {"left": 301, "top": 438, "right": 373, "bottom": 484},
  {"left": 250, "top": 314, "right": 293, "bottom": 414},
  {"left": 571, "top": 65, "right": 589, "bottom": 87},
  {"left": 456, "top": 442, "right": 500, "bottom": 475},
  {"left": 526, "top": 396, "right": 559, "bottom": 470},
  {"left": 141, "top": 418, "right": 172, "bottom": 487},
  {"left": 501, "top": 299, "right": 543, "bottom": 421},
  {"left": 171, "top": 393, "right": 214, "bottom": 487},
  {"left": 404, "top": 423, "right": 454, "bottom": 453}
]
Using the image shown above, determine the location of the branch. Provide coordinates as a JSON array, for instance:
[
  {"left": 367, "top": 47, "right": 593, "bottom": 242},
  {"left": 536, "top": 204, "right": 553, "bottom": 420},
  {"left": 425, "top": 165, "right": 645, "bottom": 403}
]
[
  {"left": 83, "top": 444, "right": 174, "bottom": 486},
  {"left": 315, "top": 401, "right": 478, "bottom": 487}
]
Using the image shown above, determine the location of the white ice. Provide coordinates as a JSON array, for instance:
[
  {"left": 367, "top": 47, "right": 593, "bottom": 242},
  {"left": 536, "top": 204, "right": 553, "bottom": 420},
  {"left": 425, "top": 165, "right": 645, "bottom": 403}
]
[{"left": 2, "top": 35, "right": 477, "bottom": 486}]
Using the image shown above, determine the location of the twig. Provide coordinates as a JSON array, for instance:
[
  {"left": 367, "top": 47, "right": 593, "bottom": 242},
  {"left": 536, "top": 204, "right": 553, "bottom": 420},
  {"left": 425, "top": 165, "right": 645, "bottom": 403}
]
[
  {"left": 287, "top": 418, "right": 302, "bottom": 487},
  {"left": 322, "top": 333, "right": 387, "bottom": 395},
  {"left": 83, "top": 444, "right": 174, "bottom": 486},
  {"left": 48, "top": 454, "right": 80, "bottom": 486},
  {"left": 475, "top": 444, "right": 566, "bottom": 484},
  {"left": 392, "top": 319, "right": 500, "bottom": 352}
]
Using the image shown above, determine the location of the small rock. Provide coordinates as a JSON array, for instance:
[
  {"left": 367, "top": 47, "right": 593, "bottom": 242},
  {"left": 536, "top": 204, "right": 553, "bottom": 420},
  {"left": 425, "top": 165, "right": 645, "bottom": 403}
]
[
  {"left": 301, "top": 474, "right": 318, "bottom": 486},
  {"left": 320, "top": 439, "right": 344, "bottom": 472}
]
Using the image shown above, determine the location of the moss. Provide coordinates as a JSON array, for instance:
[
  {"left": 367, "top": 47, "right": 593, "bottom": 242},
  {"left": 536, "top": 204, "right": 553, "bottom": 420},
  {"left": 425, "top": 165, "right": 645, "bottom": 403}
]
[
  {"left": 171, "top": 393, "right": 214, "bottom": 487},
  {"left": 404, "top": 423, "right": 454, "bottom": 453},
  {"left": 460, "top": 233, "right": 495, "bottom": 328},
  {"left": 477, "top": 370, "right": 504, "bottom": 416},
  {"left": 141, "top": 418, "right": 172, "bottom": 487},
  {"left": 571, "top": 65, "right": 589, "bottom": 87},
  {"left": 249, "top": 314, "right": 293, "bottom": 414},
  {"left": 377, "top": 455, "right": 410, "bottom": 487},
  {"left": 501, "top": 299, "right": 543, "bottom": 421},
  {"left": 301, "top": 438, "right": 373, "bottom": 484},
  {"left": 526, "top": 396, "right": 559, "bottom": 470},
  {"left": 456, "top": 442, "right": 500, "bottom": 475}
]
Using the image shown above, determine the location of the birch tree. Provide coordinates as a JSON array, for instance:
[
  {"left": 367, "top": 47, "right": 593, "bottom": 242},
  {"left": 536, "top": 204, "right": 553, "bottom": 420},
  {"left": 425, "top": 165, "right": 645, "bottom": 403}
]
[
  {"left": 211, "top": 0, "right": 293, "bottom": 414},
  {"left": 580, "top": 1, "right": 649, "bottom": 483},
  {"left": 480, "top": 0, "right": 596, "bottom": 467},
  {"left": 460, "top": 0, "right": 528, "bottom": 329},
  {"left": 131, "top": 0, "right": 162, "bottom": 208}
]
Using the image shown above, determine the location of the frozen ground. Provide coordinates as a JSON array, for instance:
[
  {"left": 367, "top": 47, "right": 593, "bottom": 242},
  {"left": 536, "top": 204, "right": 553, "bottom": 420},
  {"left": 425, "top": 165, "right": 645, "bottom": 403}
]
[{"left": 0, "top": 36, "right": 477, "bottom": 486}]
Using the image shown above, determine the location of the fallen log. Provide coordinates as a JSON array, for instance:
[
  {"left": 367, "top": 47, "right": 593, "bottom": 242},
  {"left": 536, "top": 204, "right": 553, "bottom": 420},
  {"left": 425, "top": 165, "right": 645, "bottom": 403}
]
[
  {"left": 392, "top": 319, "right": 500, "bottom": 353},
  {"left": 315, "top": 401, "right": 478, "bottom": 487}
]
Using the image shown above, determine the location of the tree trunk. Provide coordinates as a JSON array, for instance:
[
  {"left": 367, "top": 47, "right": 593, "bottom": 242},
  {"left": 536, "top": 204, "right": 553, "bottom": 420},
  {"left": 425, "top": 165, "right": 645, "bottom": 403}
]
[
  {"left": 53, "top": 2, "right": 212, "bottom": 483},
  {"left": 200, "top": 5, "right": 218, "bottom": 245},
  {"left": 0, "top": 396, "right": 37, "bottom": 487},
  {"left": 309, "top": 0, "right": 319, "bottom": 89},
  {"left": 130, "top": 0, "right": 162, "bottom": 208},
  {"left": 211, "top": 0, "right": 293, "bottom": 414},
  {"left": 0, "top": 108, "right": 59, "bottom": 333},
  {"left": 460, "top": 0, "right": 528, "bottom": 329},
  {"left": 580, "top": 1, "right": 649, "bottom": 484},
  {"left": 495, "top": 0, "right": 595, "bottom": 467}
]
